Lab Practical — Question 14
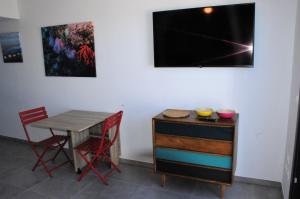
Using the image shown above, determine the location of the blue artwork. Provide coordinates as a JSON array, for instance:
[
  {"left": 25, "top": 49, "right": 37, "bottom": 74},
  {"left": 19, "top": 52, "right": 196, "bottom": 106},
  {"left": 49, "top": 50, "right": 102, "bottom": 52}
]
[{"left": 0, "top": 32, "right": 23, "bottom": 63}]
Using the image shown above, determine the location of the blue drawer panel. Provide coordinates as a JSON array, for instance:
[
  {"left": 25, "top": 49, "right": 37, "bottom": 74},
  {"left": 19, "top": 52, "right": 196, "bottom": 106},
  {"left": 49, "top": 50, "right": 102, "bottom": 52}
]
[{"left": 156, "top": 148, "right": 232, "bottom": 169}]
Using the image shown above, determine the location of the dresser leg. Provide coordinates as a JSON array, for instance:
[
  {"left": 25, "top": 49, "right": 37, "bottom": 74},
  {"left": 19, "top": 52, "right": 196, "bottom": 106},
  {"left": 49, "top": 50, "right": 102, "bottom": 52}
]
[
  {"left": 160, "top": 174, "right": 166, "bottom": 187},
  {"left": 220, "top": 184, "right": 226, "bottom": 199}
]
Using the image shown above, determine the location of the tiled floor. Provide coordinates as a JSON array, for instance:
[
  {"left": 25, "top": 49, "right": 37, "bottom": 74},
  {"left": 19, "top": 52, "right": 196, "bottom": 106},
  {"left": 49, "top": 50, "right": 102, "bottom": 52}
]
[{"left": 0, "top": 138, "right": 282, "bottom": 199}]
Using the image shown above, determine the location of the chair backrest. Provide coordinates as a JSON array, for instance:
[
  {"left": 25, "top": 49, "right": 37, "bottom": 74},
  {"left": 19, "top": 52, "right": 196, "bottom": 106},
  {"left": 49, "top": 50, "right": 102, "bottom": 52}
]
[
  {"left": 19, "top": 107, "right": 48, "bottom": 142},
  {"left": 97, "top": 111, "right": 123, "bottom": 155}
]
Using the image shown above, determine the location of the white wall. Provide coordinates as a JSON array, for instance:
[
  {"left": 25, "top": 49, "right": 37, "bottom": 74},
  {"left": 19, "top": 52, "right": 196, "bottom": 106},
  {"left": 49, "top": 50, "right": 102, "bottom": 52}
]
[
  {"left": 0, "top": 0, "right": 19, "bottom": 19},
  {"left": 0, "top": 0, "right": 297, "bottom": 182},
  {"left": 282, "top": 0, "right": 300, "bottom": 198}
]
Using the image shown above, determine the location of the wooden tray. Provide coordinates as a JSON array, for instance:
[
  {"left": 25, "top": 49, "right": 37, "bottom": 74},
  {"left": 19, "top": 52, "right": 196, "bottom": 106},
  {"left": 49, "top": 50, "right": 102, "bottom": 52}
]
[{"left": 163, "top": 109, "right": 190, "bottom": 118}]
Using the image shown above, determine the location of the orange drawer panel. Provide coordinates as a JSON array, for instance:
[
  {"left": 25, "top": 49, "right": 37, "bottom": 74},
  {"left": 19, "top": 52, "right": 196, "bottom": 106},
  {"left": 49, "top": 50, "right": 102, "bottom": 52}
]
[{"left": 155, "top": 134, "right": 233, "bottom": 156}]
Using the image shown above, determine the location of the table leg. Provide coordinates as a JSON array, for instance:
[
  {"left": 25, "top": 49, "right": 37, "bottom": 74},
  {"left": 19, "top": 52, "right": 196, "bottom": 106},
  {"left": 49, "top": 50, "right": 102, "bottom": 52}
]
[
  {"left": 109, "top": 126, "right": 120, "bottom": 166},
  {"left": 220, "top": 184, "right": 226, "bottom": 199},
  {"left": 160, "top": 174, "right": 166, "bottom": 187},
  {"left": 68, "top": 130, "right": 90, "bottom": 172},
  {"left": 90, "top": 123, "right": 121, "bottom": 167}
]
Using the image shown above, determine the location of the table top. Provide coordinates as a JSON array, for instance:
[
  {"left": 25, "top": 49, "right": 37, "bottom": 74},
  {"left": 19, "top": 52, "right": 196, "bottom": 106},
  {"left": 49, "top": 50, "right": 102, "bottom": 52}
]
[{"left": 30, "top": 110, "right": 113, "bottom": 132}]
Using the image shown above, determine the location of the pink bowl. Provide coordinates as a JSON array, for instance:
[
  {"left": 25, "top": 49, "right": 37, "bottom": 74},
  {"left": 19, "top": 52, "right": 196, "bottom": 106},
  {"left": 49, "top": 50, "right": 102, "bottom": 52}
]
[{"left": 217, "top": 109, "right": 235, "bottom": 119}]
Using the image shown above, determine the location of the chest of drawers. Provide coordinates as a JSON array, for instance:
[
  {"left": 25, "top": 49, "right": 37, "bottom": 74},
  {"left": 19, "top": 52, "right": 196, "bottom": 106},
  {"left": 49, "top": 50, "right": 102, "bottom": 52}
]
[{"left": 152, "top": 110, "right": 238, "bottom": 199}]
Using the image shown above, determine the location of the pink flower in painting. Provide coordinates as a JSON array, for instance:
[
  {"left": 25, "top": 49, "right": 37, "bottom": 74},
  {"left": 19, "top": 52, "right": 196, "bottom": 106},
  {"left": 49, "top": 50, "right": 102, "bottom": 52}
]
[
  {"left": 53, "top": 38, "right": 64, "bottom": 54},
  {"left": 67, "top": 22, "right": 94, "bottom": 47}
]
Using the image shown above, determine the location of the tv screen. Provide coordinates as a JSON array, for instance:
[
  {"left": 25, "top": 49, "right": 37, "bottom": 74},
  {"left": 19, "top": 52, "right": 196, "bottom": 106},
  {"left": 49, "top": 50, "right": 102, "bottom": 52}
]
[{"left": 153, "top": 3, "right": 255, "bottom": 67}]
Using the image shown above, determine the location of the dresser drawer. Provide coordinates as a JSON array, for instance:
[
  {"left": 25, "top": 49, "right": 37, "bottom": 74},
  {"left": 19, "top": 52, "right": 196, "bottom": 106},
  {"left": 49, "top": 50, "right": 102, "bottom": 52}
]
[
  {"left": 155, "top": 134, "right": 233, "bottom": 155},
  {"left": 156, "top": 147, "right": 232, "bottom": 169},
  {"left": 154, "top": 121, "right": 234, "bottom": 141},
  {"left": 156, "top": 160, "right": 232, "bottom": 184}
]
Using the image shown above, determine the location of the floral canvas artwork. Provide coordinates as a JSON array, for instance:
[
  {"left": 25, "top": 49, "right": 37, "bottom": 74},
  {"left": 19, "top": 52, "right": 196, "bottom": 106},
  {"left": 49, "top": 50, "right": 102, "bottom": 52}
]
[
  {"left": 41, "top": 22, "right": 96, "bottom": 77},
  {"left": 0, "top": 32, "right": 23, "bottom": 63}
]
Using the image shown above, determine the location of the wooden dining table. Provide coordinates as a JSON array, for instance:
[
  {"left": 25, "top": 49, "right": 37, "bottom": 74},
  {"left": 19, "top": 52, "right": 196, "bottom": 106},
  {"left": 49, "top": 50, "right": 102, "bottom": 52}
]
[{"left": 30, "top": 110, "right": 121, "bottom": 173}]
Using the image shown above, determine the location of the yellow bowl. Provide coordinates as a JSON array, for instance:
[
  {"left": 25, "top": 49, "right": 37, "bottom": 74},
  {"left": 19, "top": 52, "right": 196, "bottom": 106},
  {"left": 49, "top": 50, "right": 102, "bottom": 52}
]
[{"left": 195, "top": 108, "right": 213, "bottom": 117}]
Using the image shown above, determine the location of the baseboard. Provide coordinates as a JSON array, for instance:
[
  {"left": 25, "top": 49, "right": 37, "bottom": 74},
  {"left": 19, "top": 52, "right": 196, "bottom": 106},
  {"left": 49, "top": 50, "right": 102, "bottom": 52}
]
[
  {"left": 0, "top": 134, "right": 27, "bottom": 143},
  {"left": 120, "top": 158, "right": 153, "bottom": 169},
  {"left": 234, "top": 176, "right": 281, "bottom": 188},
  {"left": 0, "top": 135, "right": 283, "bottom": 189},
  {"left": 0, "top": 134, "right": 71, "bottom": 152}
]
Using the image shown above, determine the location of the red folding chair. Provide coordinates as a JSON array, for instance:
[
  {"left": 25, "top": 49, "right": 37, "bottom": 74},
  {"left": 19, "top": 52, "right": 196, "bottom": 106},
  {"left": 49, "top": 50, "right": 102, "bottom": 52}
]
[
  {"left": 19, "top": 107, "right": 73, "bottom": 177},
  {"left": 75, "top": 111, "right": 123, "bottom": 185}
]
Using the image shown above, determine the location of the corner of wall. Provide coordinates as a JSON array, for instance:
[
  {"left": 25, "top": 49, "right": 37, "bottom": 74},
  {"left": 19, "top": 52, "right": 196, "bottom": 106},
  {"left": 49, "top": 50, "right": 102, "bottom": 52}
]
[{"left": 281, "top": 0, "right": 300, "bottom": 198}]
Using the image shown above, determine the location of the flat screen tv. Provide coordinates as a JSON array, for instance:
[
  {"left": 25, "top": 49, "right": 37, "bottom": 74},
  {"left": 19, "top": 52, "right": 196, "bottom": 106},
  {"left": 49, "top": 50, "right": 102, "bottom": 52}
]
[{"left": 153, "top": 3, "right": 255, "bottom": 67}]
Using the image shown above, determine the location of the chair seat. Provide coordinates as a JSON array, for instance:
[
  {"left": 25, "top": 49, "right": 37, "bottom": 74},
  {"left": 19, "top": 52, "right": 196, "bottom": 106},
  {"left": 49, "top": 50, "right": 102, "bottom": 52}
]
[
  {"left": 75, "top": 137, "right": 102, "bottom": 153},
  {"left": 35, "top": 135, "right": 68, "bottom": 147}
]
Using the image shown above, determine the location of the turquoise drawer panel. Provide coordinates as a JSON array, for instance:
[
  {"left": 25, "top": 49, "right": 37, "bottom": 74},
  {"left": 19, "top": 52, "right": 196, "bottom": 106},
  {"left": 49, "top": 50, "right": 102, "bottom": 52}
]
[{"left": 156, "top": 147, "right": 232, "bottom": 169}]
